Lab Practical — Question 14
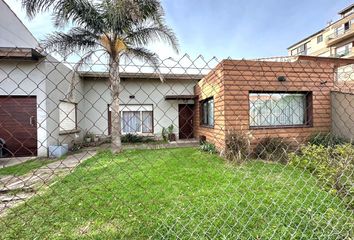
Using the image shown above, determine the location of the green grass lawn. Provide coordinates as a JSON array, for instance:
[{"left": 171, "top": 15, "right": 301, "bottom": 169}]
[
  {"left": 0, "top": 148, "right": 353, "bottom": 239},
  {"left": 0, "top": 159, "right": 56, "bottom": 176}
]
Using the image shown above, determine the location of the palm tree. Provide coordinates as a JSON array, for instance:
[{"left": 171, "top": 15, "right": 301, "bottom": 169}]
[{"left": 21, "top": 0, "right": 179, "bottom": 153}]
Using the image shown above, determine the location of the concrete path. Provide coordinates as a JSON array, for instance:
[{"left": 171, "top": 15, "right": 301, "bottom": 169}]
[
  {"left": 0, "top": 150, "right": 96, "bottom": 216},
  {"left": 0, "top": 156, "right": 37, "bottom": 168}
]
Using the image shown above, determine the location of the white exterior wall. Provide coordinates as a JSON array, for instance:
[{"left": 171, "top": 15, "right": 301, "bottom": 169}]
[
  {"left": 82, "top": 78, "right": 197, "bottom": 139},
  {"left": 44, "top": 56, "right": 84, "bottom": 149},
  {"left": 0, "top": 0, "right": 38, "bottom": 48},
  {"left": 0, "top": 60, "right": 48, "bottom": 156},
  {"left": 0, "top": 56, "right": 84, "bottom": 157}
]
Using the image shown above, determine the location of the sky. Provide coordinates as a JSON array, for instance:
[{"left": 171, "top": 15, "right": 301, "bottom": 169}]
[{"left": 3, "top": 0, "right": 354, "bottom": 60}]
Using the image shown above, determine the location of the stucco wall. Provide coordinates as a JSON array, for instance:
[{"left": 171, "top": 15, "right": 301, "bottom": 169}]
[
  {"left": 81, "top": 77, "right": 196, "bottom": 138},
  {"left": 0, "top": 56, "right": 84, "bottom": 157},
  {"left": 44, "top": 55, "right": 84, "bottom": 149},
  {"left": 332, "top": 91, "right": 354, "bottom": 140},
  {"left": 0, "top": 0, "right": 38, "bottom": 48},
  {"left": 0, "top": 60, "right": 48, "bottom": 156}
]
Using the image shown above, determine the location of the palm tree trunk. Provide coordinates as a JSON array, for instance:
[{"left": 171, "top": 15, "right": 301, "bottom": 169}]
[{"left": 109, "top": 57, "right": 122, "bottom": 153}]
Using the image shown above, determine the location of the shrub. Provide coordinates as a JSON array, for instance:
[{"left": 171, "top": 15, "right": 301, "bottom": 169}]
[
  {"left": 308, "top": 132, "right": 348, "bottom": 147},
  {"left": 254, "top": 137, "right": 290, "bottom": 164},
  {"left": 200, "top": 142, "right": 217, "bottom": 154},
  {"left": 224, "top": 130, "right": 249, "bottom": 163},
  {"left": 121, "top": 134, "right": 155, "bottom": 144},
  {"left": 289, "top": 144, "right": 354, "bottom": 208},
  {"left": 161, "top": 128, "right": 168, "bottom": 142}
]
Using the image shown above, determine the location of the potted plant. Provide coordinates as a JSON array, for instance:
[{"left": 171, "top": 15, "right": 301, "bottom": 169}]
[
  {"left": 167, "top": 124, "right": 176, "bottom": 142},
  {"left": 92, "top": 134, "right": 99, "bottom": 142},
  {"left": 162, "top": 127, "right": 168, "bottom": 142},
  {"left": 84, "top": 131, "right": 92, "bottom": 143}
]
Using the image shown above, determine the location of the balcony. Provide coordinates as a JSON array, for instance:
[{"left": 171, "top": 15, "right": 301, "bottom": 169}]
[
  {"left": 326, "top": 27, "right": 354, "bottom": 46},
  {"left": 332, "top": 47, "right": 354, "bottom": 58}
]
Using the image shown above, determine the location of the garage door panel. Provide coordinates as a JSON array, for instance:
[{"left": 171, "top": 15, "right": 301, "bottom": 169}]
[{"left": 0, "top": 96, "right": 37, "bottom": 157}]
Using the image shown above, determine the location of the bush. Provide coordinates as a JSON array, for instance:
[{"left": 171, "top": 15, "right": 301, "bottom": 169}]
[
  {"left": 224, "top": 130, "right": 249, "bottom": 163},
  {"left": 200, "top": 142, "right": 217, "bottom": 154},
  {"left": 308, "top": 132, "right": 349, "bottom": 147},
  {"left": 254, "top": 137, "right": 290, "bottom": 164},
  {"left": 289, "top": 144, "right": 354, "bottom": 209},
  {"left": 121, "top": 134, "right": 156, "bottom": 144}
]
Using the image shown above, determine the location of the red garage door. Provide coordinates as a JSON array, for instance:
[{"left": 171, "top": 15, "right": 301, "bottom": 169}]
[{"left": 0, "top": 96, "right": 37, "bottom": 157}]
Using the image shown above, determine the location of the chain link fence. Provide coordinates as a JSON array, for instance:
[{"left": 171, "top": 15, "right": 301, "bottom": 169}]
[{"left": 0, "top": 48, "right": 353, "bottom": 239}]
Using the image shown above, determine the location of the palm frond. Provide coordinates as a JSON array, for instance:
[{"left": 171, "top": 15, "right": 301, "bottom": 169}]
[
  {"left": 126, "top": 24, "right": 179, "bottom": 53},
  {"left": 21, "top": 0, "right": 58, "bottom": 18},
  {"left": 100, "top": 0, "right": 163, "bottom": 35},
  {"left": 42, "top": 27, "right": 99, "bottom": 56},
  {"left": 53, "top": 0, "right": 104, "bottom": 31},
  {"left": 124, "top": 47, "right": 164, "bottom": 82}
]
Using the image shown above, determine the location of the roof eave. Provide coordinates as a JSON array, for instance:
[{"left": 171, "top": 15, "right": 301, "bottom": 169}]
[
  {"left": 0, "top": 47, "right": 45, "bottom": 61},
  {"left": 79, "top": 72, "right": 204, "bottom": 81}
]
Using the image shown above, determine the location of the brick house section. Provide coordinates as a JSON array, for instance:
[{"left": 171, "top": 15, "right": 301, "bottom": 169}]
[{"left": 194, "top": 57, "right": 351, "bottom": 151}]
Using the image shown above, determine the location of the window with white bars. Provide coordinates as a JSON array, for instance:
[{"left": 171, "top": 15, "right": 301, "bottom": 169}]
[
  {"left": 59, "top": 101, "right": 77, "bottom": 132},
  {"left": 249, "top": 93, "right": 309, "bottom": 128}
]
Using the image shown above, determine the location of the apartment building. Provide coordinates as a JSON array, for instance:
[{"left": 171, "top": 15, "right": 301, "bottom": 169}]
[{"left": 288, "top": 4, "right": 354, "bottom": 58}]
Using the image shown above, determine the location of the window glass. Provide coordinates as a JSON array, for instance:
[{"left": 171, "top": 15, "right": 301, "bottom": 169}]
[
  {"left": 59, "top": 101, "right": 77, "bottom": 131},
  {"left": 142, "top": 111, "right": 153, "bottom": 133},
  {"left": 200, "top": 98, "right": 214, "bottom": 127},
  {"left": 317, "top": 35, "right": 323, "bottom": 43},
  {"left": 249, "top": 93, "right": 308, "bottom": 127},
  {"left": 122, "top": 111, "right": 141, "bottom": 133}
]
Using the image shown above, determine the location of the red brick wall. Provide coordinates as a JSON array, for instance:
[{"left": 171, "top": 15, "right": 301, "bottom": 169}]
[
  {"left": 195, "top": 59, "right": 337, "bottom": 151},
  {"left": 194, "top": 63, "right": 226, "bottom": 150}
]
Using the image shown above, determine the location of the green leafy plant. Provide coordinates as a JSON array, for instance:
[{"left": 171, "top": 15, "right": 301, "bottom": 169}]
[
  {"left": 161, "top": 128, "right": 168, "bottom": 142},
  {"left": 224, "top": 130, "right": 249, "bottom": 163},
  {"left": 289, "top": 144, "right": 354, "bottom": 208},
  {"left": 200, "top": 142, "right": 217, "bottom": 154},
  {"left": 121, "top": 134, "right": 156, "bottom": 144},
  {"left": 167, "top": 124, "right": 176, "bottom": 141},
  {"left": 167, "top": 124, "right": 174, "bottom": 134},
  {"left": 308, "top": 132, "right": 349, "bottom": 147},
  {"left": 254, "top": 137, "right": 290, "bottom": 164}
]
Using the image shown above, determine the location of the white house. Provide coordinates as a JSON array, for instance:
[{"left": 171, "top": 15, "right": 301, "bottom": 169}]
[
  {"left": 79, "top": 72, "right": 199, "bottom": 139},
  {"left": 0, "top": 0, "right": 201, "bottom": 158}
]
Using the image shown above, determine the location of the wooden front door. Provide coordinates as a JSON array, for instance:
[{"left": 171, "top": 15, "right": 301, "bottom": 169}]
[
  {"left": 0, "top": 96, "right": 37, "bottom": 157},
  {"left": 178, "top": 104, "right": 194, "bottom": 139}
]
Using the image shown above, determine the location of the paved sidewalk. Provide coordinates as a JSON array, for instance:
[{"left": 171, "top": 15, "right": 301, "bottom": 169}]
[
  {"left": 0, "top": 157, "right": 36, "bottom": 168},
  {"left": 0, "top": 150, "right": 96, "bottom": 216}
]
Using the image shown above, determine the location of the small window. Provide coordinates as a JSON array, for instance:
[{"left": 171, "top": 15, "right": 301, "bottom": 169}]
[
  {"left": 120, "top": 106, "right": 153, "bottom": 134},
  {"left": 59, "top": 101, "right": 77, "bottom": 132},
  {"left": 317, "top": 35, "right": 323, "bottom": 43},
  {"left": 335, "top": 43, "right": 352, "bottom": 57},
  {"left": 345, "top": 21, "right": 350, "bottom": 31},
  {"left": 291, "top": 49, "right": 297, "bottom": 56},
  {"left": 249, "top": 92, "right": 312, "bottom": 128},
  {"left": 200, "top": 97, "right": 214, "bottom": 127}
]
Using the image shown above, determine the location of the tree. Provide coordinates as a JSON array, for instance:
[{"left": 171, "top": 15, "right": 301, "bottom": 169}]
[{"left": 21, "top": 0, "right": 179, "bottom": 153}]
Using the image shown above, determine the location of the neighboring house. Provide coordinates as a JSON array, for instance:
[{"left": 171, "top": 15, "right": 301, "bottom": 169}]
[
  {"left": 79, "top": 72, "right": 199, "bottom": 140},
  {"left": 288, "top": 4, "right": 354, "bottom": 58},
  {"left": 0, "top": 0, "right": 201, "bottom": 158},
  {"left": 0, "top": 0, "right": 84, "bottom": 157},
  {"left": 194, "top": 56, "right": 354, "bottom": 151}
]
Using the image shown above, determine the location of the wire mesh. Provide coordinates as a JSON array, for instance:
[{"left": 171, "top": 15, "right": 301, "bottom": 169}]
[{"left": 0, "top": 48, "right": 353, "bottom": 239}]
